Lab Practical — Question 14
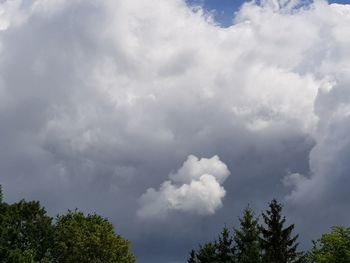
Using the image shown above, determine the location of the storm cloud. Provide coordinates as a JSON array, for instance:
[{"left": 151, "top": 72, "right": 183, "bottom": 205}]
[{"left": 0, "top": 0, "right": 350, "bottom": 262}]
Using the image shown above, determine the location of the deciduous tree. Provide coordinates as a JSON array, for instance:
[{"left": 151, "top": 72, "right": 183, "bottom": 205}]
[
  {"left": 0, "top": 200, "right": 54, "bottom": 262},
  {"left": 307, "top": 226, "right": 350, "bottom": 263},
  {"left": 52, "top": 210, "right": 135, "bottom": 263}
]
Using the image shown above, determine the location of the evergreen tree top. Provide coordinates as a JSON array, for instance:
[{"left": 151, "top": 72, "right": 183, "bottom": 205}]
[
  {"left": 234, "top": 206, "right": 261, "bottom": 263},
  {"left": 0, "top": 184, "right": 3, "bottom": 203},
  {"left": 260, "top": 199, "right": 302, "bottom": 263}
]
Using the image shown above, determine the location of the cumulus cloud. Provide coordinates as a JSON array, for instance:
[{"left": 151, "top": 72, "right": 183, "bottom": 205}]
[
  {"left": 137, "top": 155, "right": 230, "bottom": 219},
  {"left": 285, "top": 75, "right": 350, "bottom": 205}
]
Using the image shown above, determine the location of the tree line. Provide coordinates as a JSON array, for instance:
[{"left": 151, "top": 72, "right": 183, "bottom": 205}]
[
  {"left": 188, "top": 199, "right": 350, "bottom": 263},
  {"left": 0, "top": 186, "right": 135, "bottom": 263},
  {"left": 1, "top": 183, "right": 349, "bottom": 263}
]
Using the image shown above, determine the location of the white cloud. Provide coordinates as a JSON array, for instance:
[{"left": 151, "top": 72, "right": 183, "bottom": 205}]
[
  {"left": 169, "top": 155, "right": 229, "bottom": 184},
  {"left": 137, "top": 155, "right": 230, "bottom": 219},
  {"left": 285, "top": 75, "right": 350, "bottom": 205}
]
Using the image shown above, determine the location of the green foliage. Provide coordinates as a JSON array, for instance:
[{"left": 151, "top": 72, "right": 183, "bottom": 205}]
[
  {"left": 188, "top": 249, "right": 197, "bottom": 263},
  {"left": 0, "top": 185, "right": 135, "bottom": 263},
  {"left": 234, "top": 207, "right": 261, "bottom": 263},
  {"left": 196, "top": 242, "right": 218, "bottom": 263},
  {"left": 188, "top": 227, "right": 235, "bottom": 263},
  {"left": 307, "top": 226, "right": 350, "bottom": 263},
  {"left": 2, "top": 248, "right": 43, "bottom": 263},
  {"left": 0, "top": 200, "right": 54, "bottom": 262},
  {"left": 52, "top": 210, "right": 135, "bottom": 263},
  {"left": 260, "top": 199, "right": 303, "bottom": 263},
  {"left": 0, "top": 185, "right": 3, "bottom": 203},
  {"left": 188, "top": 200, "right": 306, "bottom": 263},
  {"left": 216, "top": 227, "right": 234, "bottom": 263}
]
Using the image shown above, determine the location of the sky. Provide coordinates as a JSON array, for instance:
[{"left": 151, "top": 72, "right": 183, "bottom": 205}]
[
  {"left": 188, "top": 0, "right": 350, "bottom": 25},
  {"left": 0, "top": 0, "right": 350, "bottom": 262}
]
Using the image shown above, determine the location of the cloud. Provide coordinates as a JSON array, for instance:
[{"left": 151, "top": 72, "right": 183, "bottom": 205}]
[
  {"left": 137, "top": 155, "right": 230, "bottom": 219},
  {"left": 285, "top": 75, "right": 350, "bottom": 205},
  {"left": 0, "top": 0, "right": 350, "bottom": 261}
]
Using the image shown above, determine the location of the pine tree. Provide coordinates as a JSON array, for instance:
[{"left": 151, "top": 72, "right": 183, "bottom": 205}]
[
  {"left": 196, "top": 242, "right": 218, "bottom": 263},
  {"left": 0, "top": 185, "right": 3, "bottom": 203},
  {"left": 260, "top": 199, "right": 303, "bottom": 263},
  {"left": 216, "top": 226, "right": 234, "bottom": 263},
  {"left": 233, "top": 206, "right": 262, "bottom": 263},
  {"left": 188, "top": 250, "right": 197, "bottom": 263}
]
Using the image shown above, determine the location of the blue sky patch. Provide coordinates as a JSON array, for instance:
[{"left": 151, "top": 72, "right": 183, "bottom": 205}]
[{"left": 187, "top": 0, "right": 350, "bottom": 26}]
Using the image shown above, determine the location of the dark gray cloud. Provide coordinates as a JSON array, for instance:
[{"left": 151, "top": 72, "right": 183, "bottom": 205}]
[{"left": 1, "top": 0, "right": 350, "bottom": 262}]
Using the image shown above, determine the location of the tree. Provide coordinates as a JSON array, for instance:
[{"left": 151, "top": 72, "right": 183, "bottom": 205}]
[
  {"left": 195, "top": 242, "right": 218, "bottom": 263},
  {"left": 51, "top": 210, "right": 135, "bottom": 263},
  {"left": 216, "top": 226, "right": 234, "bottom": 263},
  {"left": 0, "top": 185, "right": 136, "bottom": 263},
  {"left": 188, "top": 227, "right": 234, "bottom": 263},
  {"left": 260, "top": 199, "right": 303, "bottom": 263},
  {"left": 0, "top": 185, "right": 3, "bottom": 203},
  {"left": 233, "top": 206, "right": 261, "bottom": 263},
  {"left": 0, "top": 200, "right": 54, "bottom": 262},
  {"left": 188, "top": 249, "right": 198, "bottom": 263},
  {"left": 307, "top": 226, "right": 350, "bottom": 263}
]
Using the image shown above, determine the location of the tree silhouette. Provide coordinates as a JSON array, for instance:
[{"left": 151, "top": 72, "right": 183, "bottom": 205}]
[{"left": 260, "top": 199, "right": 303, "bottom": 263}]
